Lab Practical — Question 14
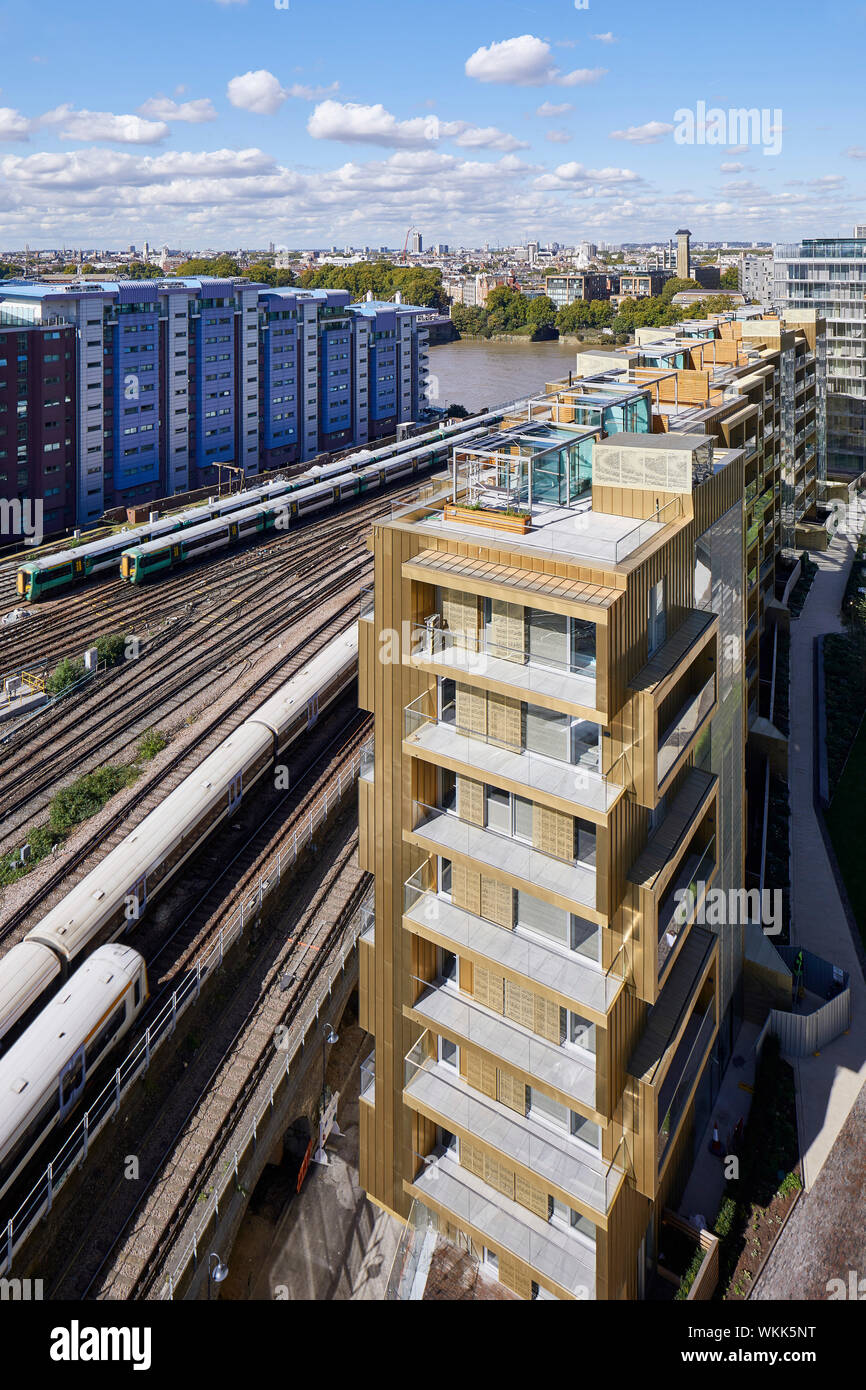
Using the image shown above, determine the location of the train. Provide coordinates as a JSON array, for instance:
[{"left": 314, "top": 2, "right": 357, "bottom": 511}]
[
  {"left": 0, "top": 944, "right": 148, "bottom": 1203},
  {"left": 13, "top": 459, "right": 350, "bottom": 603},
  {"left": 118, "top": 453, "right": 425, "bottom": 584},
  {"left": 0, "top": 624, "right": 359, "bottom": 1057},
  {"left": 15, "top": 422, "right": 488, "bottom": 601}
]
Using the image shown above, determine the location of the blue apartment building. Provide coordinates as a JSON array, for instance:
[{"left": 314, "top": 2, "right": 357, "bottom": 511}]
[{"left": 0, "top": 278, "right": 430, "bottom": 527}]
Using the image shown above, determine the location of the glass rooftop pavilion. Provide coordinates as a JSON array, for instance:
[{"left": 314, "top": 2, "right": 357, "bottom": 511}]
[{"left": 429, "top": 382, "right": 718, "bottom": 566}]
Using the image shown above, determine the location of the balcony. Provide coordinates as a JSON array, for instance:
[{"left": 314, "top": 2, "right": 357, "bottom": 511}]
[
  {"left": 408, "top": 800, "right": 597, "bottom": 914},
  {"left": 359, "top": 585, "right": 374, "bottom": 622},
  {"left": 657, "top": 674, "right": 716, "bottom": 788},
  {"left": 657, "top": 1004, "right": 716, "bottom": 1168},
  {"left": 360, "top": 1048, "right": 375, "bottom": 1103},
  {"left": 407, "top": 976, "right": 597, "bottom": 1110},
  {"left": 407, "top": 622, "right": 598, "bottom": 716},
  {"left": 628, "top": 925, "right": 717, "bottom": 1183},
  {"left": 360, "top": 734, "right": 374, "bottom": 782},
  {"left": 407, "top": 1148, "right": 596, "bottom": 1300},
  {"left": 403, "top": 868, "right": 624, "bottom": 1016},
  {"left": 404, "top": 691, "right": 627, "bottom": 821},
  {"left": 656, "top": 836, "right": 716, "bottom": 982},
  {"left": 404, "top": 1036, "right": 625, "bottom": 1216}
]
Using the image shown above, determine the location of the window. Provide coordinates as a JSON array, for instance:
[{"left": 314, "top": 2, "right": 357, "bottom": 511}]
[
  {"left": 438, "top": 1034, "right": 459, "bottom": 1070},
  {"left": 648, "top": 579, "right": 666, "bottom": 657}
]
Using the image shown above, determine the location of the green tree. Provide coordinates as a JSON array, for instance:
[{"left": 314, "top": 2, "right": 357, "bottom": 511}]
[
  {"left": 123, "top": 261, "right": 164, "bottom": 280},
  {"left": 660, "top": 276, "right": 701, "bottom": 303},
  {"left": 526, "top": 295, "right": 557, "bottom": 331},
  {"left": 244, "top": 261, "right": 296, "bottom": 287},
  {"left": 721, "top": 267, "right": 739, "bottom": 291},
  {"left": 450, "top": 304, "right": 489, "bottom": 337},
  {"left": 485, "top": 284, "right": 528, "bottom": 331},
  {"left": 556, "top": 300, "right": 592, "bottom": 333},
  {"left": 171, "top": 255, "right": 241, "bottom": 279}
]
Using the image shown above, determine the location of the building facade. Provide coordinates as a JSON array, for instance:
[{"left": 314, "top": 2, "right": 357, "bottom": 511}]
[
  {"left": 358, "top": 383, "right": 747, "bottom": 1300},
  {"left": 738, "top": 255, "right": 774, "bottom": 307},
  {"left": 357, "top": 305, "right": 825, "bottom": 1300},
  {"left": 0, "top": 279, "right": 430, "bottom": 527},
  {"left": 0, "top": 311, "right": 78, "bottom": 538},
  {"left": 545, "top": 273, "right": 620, "bottom": 309},
  {"left": 773, "top": 235, "right": 865, "bottom": 473}
]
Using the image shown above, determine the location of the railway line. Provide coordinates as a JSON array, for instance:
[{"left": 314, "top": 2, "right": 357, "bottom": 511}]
[
  {"left": 0, "top": 591, "right": 361, "bottom": 948},
  {"left": 0, "top": 476, "right": 419, "bottom": 677},
  {"left": 0, "top": 543, "right": 367, "bottom": 849},
  {"left": 32, "top": 735, "right": 367, "bottom": 1300}
]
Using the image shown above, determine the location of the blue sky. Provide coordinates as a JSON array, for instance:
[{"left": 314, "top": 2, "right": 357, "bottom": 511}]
[{"left": 0, "top": 0, "right": 864, "bottom": 249}]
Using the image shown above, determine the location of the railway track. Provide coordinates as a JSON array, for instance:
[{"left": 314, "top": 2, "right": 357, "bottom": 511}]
[
  {"left": 0, "top": 540, "right": 367, "bottom": 841},
  {"left": 37, "top": 740, "right": 367, "bottom": 1300},
  {"left": 0, "top": 477, "right": 417, "bottom": 675},
  {"left": 0, "top": 587, "right": 363, "bottom": 947}
]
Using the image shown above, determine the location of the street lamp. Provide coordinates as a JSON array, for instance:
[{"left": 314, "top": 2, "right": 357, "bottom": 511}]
[
  {"left": 208, "top": 1252, "right": 228, "bottom": 1300},
  {"left": 321, "top": 1022, "right": 339, "bottom": 1109}
]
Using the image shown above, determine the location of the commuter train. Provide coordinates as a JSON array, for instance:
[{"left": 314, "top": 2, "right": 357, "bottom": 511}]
[
  {"left": 118, "top": 449, "right": 436, "bottom": 584},
  {"left": 0, "top": 944, "right": 148, "bottom": 1204},
  {"left": 0, "top": 625, "right": 359, "bottom": 1056},
  {"left": 13, "top": 460, "right": 350, "bottom": 603},
  {"left": 15, "top": 422, "right": 488, "bottom": 601}
]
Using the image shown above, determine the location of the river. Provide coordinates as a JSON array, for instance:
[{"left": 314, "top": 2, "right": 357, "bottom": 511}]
[{"left": 427, "top": 338, "right": 582, "bottom": 414}]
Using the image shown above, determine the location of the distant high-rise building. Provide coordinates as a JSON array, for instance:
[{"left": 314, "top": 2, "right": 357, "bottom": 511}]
[
  {"left": 773, "top": 232, "right": 865, "bottom": 473},
  {"left": 675, "top": 228, "right": 691, "bottom": 281},
  {"left": 411, "top": 232, "right": 423, "bottom": 255}
]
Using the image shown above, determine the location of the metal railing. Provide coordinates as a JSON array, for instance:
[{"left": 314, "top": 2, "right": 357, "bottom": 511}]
[
  {"left": 403, "top": 865, "right": 628, "bottom": 1014},
  {"left": 403, "top": 691, "right": 627, "bottom": 813},
  {"left": 359, "top": 734, "right": 374, "bottom": 782},
  {"left": 359, "top": 585, "right": 374, "bottom": 621},
  {"left": 1, "top": 747, "right": 369, "bottom": 1280},
  {"left": 404, "top": 1032, "right": 627, "bottom": 1216}
]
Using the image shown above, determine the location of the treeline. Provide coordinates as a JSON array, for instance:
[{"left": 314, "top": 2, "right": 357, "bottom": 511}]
[
  {"left": 451, "top": 278, "right": 739, "bottom": 340},
  {"left": 167, "top": 256, "right": 445, "bottom": 307}
]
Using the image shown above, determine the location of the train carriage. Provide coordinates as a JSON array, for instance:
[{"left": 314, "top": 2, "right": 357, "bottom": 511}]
[
  {"left": 0, "top": 945, "right": 147, "bottom": 1203},
  {"left": 0, "top": 626, "right": 360, "bottom": 1058}
]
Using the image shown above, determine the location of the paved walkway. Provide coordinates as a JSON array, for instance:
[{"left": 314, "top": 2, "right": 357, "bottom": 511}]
[{"left": 787, "top": 534, "right": 866, "bottom": 1189}]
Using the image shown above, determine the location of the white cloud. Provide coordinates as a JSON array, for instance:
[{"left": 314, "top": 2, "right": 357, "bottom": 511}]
[
  {"left": 227, "top": 70, "right": 287, "bottom": 115},
  {"left": 285, "top": 82, "right": 340, "bottom": 101},
  {"left": 465, "top": 34, "right": 606, "bottom": 88},
  {"left": 41, "top": 106, "right": 169, "bottom": 144},
  {"left": 546, "top": 161, "right": 639, "bottom": 186},
  {"left": 592, "top": 32, "right": 618, "bottom": 43},
  {"left": 609, "top": 121, "right": 673, "bottom": 144},
  {"left": 139, "top": 96, "right": 218, "bottom": 123},
  {"left": 307, "top": 101, "right": 527, "bottom": 152},
  {"left": 845, "top": 146, "right": 866, "bottom": 159},
  {"left": 0, "top": 107, "right": 31, "bottom": 142},
  {"left": 545, "top": 129, "right": 572, "bottom": 144},
  {"left": 536, "top": 101, "right": 573, "bottom": 118},
  {"left": 308, "top": 100, "right": 439, "bottom": 147},
  {"left": 720, "top": 162, "right": 745, "bottom": 173}
]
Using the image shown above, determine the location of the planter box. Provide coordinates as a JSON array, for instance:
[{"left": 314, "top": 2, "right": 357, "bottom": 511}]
[{"left": 443, "top": 504, "right": 530, "bottom": 534}]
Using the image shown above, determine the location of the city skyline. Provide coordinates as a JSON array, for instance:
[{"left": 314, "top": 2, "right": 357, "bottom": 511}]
[{"left": 1, "top": 0, "right": 865, "bottom": 248}]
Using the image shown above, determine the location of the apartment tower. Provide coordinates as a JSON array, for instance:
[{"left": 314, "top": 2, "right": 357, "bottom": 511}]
[{"left": 358, "top": 387, "right": 747, "bottom": 1299}]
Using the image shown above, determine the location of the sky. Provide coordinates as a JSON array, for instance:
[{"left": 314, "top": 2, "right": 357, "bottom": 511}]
[{"left": 0, "top": 0, "right": 864, "bottom": 250}]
